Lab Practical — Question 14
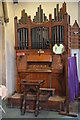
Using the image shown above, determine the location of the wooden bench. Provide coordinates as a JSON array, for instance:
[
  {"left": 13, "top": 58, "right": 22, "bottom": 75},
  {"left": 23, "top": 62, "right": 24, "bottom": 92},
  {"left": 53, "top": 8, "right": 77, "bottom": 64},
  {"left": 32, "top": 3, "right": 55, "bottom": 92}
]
[{"left": 40, "top": 88, "right": 55, "bottom": 96}]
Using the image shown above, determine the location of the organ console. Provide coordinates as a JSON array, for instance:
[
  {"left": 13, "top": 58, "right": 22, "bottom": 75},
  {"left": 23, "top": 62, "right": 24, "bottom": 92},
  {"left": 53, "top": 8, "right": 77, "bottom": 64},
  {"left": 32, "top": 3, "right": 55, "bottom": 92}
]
[{"left": 14, "top": 2, "right": 71, "bottom": 113}]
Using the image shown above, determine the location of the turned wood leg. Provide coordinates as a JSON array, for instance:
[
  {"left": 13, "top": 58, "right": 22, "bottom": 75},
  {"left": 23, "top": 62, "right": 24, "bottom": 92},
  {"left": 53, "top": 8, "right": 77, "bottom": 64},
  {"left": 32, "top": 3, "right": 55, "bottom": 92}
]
[
  {"left": 21, "top": 86, "right": 26, "bottom": 115},
  {"left": 34, "top": 86, "right": 39, "bottom": 117},
  {"left": 20, "top": 94, "right": 23, "bottom": 110}
]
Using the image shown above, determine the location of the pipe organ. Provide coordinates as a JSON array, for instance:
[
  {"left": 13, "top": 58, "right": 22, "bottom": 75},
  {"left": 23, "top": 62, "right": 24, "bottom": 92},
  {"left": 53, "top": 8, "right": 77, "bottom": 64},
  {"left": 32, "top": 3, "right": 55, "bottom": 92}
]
[
  {"left": 15, "top": 2, "right": 70, "bottom": 96},
  {"left": 31, "top": 27, "right": 49, "bottom": 49}
]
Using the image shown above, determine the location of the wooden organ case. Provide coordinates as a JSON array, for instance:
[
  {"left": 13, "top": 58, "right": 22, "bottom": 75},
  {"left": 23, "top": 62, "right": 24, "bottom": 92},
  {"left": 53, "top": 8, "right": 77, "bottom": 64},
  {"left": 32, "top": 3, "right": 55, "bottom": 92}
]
[
  {"left": 71, "top": 20, "right": 80, "bottom": 49},
  {"left": 15, "top": 2, "right": 70, "bottom": 98}
]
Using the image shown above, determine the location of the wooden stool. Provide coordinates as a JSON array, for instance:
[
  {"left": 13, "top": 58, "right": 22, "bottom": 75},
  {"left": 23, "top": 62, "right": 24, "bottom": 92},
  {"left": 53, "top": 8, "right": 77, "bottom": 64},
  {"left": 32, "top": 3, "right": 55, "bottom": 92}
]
[{"left": 20, "top": 80, "right": 44, "bottom": 117}]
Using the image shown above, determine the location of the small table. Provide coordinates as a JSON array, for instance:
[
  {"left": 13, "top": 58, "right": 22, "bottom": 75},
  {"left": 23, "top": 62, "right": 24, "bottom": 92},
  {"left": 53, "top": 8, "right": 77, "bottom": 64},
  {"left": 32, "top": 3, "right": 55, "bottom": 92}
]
[{"left": 20, "top": 80, "right": 44, "bottom": 117}]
